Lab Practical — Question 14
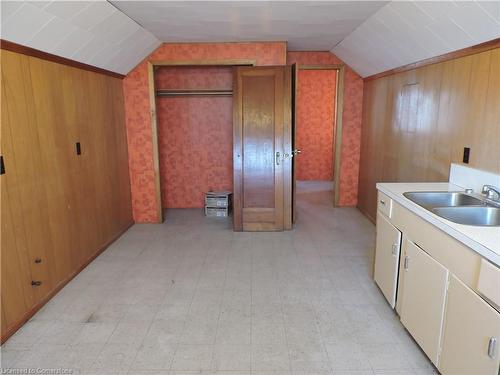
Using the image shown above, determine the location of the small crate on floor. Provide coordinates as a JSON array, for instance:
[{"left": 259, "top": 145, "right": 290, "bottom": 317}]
[
  {"left": 205, "top": 191, "right": 232, "bottom": 217},
  {"left": 205, "top": 207, "right": 229, "bottom": 217}
]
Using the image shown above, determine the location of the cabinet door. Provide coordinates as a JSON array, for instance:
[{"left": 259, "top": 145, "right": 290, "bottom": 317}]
[
  {"left": 400, "top": 240, "right": 449, "bottom": 366},
  {"left": 1, "top": 51, "right": 56, "bottom": 302},
  {"left": 233, "top": 66, "right": 291, "bottom": 231},
  {"left": 374, "top": 211, "right": 401, "bottom": 308},
  {"left": 439, "top": 275, "right": 500, "bottom": 375}
]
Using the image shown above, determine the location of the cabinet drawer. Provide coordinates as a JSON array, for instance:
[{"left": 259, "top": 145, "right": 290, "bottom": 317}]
[
  {"left": 477, "top": 259, "right": 500, "bottom": 309},
  {"left": 377, "top": 191, "right": 393, "bottom": 218}
]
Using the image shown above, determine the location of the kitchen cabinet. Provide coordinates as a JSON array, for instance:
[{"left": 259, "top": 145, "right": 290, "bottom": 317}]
[
  {"left": 400, "top": 239, "right": 449, "bottom": 366},
  {"left": 374, "top": 187, "right": 500, "bottom": 374},
  {"left": 374, "top": 211, "right": 401, "bottom": 308},
  {"left": 439, "top": 275, "right": 500, "bottom": 375}
]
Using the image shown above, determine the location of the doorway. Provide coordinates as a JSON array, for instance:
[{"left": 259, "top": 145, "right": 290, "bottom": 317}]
[
  {"left": 147, "top": 59, "right": 255, "bottom": 223},
  {"left": 292, "top": 64, "right": 345, "bottom": 219}
]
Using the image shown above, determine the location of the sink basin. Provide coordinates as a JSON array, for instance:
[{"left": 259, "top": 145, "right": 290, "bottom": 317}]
[
  {"left": 403, "top": 191, "right": 485, "bottom": 208},
  {"left": 432, "top": 207, "right": 500, "bottom": 226}
]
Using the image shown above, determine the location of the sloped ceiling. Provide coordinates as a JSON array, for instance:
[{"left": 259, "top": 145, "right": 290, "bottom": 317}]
[
  {"left": 1, "top": 1, "right": 499, "bottom": 77},
  {"left": 111, "top": 1, "right": 387, "bottom": 51},
  {"left": 0, "top": 1, "right": 161, "bottom": 75},
  {"left": 332, "top": 1, "right": 500, "bottom": 77}
]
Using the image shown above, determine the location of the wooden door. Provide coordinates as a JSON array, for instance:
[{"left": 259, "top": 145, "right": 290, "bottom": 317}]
[
  {"left": 233, "top": 66, "right": 291, "bottom": 231},
  {"left": 291, "top": 63, "right": 298, "bottom": 223},
  {"left": 373, "top": 211, "right": 402, "bottom": 308},
  {"left": 439, "top": 275, "right": 500, "bottom": 375},
  {"left": 400, "top": 239, "right": 449, "bottom": 366}
]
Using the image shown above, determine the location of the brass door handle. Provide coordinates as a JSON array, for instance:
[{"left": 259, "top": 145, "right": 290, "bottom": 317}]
[
  {"left": 276, "top": 152, "right": 281, "bottom": 166},
  {"left": 292, "top": 149, "right": 302, "bottom": 157}
]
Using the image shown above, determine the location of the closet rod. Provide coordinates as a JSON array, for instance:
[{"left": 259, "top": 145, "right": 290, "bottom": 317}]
[{"left": 156, "top": 89, "right": 233, "bottom": 97}]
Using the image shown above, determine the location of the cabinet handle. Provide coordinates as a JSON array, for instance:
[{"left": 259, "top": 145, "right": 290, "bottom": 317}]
[
  {"left": 488, "top": 337, "right": 497, "bottom": 358},
  {"left": 34, "top": 258, "right": 42, "bottom": 264},
  {"left": 391, "top": 243, "right": 399, "bottom": 256},
  {"left": 404, "top": 256, "right": 410, "bottom": 270},
  {"left": 31, "top": 280, "right": 42, "bottom": 287},
  {"left": 380, "top": 199, "right": 386, "bottom": 205}
]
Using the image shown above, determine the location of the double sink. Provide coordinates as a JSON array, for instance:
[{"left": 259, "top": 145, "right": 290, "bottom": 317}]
[{"left": 403, "top": 191, "right": 500, "bottom": 227}]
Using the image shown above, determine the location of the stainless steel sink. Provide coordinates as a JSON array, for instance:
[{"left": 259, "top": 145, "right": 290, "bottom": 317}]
[
  {"left": 403, "top": 191, "right": 500, "bottom": 226},
  {"left": 431, "top": 207, "right": 500, "bottom": 227},
  {"left": 403, "top": 191, "right": 485, "bottom": 208}
]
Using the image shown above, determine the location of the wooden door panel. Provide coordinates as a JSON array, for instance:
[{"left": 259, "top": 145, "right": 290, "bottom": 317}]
[
  {"left": 1, "top": 83, "right": 35, "bottom": 335},
  {"left": 1, "top": 51, "right": 55, "bottom": 300},
  {"left": 234, "top": 67, "right": 289, "bottom": 231},
  {"left": 291, "top": 63, "right": 298, "bottom": 224},
  {"left": 28, "top": 57, "right": 78, "bottom": 281},
  {"left": 242, "top": 75, "right": 276, "bottom": 208}
]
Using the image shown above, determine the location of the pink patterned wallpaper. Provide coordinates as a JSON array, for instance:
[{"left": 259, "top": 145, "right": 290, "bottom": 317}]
[
  {"left": 287, "top": 52, "right": 364, "bottom": 206},
  {"left": 155, "top": 67, "right": 233, "bottom": 208},
  {"left": 295, "top": 69, "right": 336, "bottom": 181},
  {"left": 123, "top": 42, "right": 287, "bottom": 222}
]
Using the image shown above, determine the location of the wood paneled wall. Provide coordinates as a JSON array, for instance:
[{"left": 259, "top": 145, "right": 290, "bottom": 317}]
[
  {"left": 358, "top": 48, "right": 500, "bottom": 221},
  {"left": 1, "top": 50, "right": 133, "bottom": 341}
]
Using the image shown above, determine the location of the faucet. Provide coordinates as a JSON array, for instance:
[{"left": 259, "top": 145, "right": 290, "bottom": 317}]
[{"left": 482, "top": 185, "right": 500, "bottom": 202}]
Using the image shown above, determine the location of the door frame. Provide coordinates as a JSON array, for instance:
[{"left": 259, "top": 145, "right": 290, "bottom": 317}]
[
  {"left": 295, "top": 64, "right": 345, "bottom": 206},
  {"left": 147, "top": 59, "right": 256, "bottom": 223}
]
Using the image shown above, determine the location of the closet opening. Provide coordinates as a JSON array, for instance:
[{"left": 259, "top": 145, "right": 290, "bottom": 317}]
[{"left": 148, "top": 60, "right": 255, "bottom": 224}]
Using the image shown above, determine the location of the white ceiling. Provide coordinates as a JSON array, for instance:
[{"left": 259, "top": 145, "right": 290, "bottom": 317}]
[
  {"left": 332, "top": 1, "right": 500, "bottom": 77},
  {"left": 0, "top": 1, "right": 160, "bottom": 75},
  {"left": 111, "top": 1, "right": 387, "bottom": 51},
  {"left": 1, "top": 1, "right": 499, "bottom": 77}
]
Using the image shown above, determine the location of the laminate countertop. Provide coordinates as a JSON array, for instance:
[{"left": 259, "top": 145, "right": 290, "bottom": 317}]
[{"left": 376, "top": 182, "right": 500, "bottom": 266}]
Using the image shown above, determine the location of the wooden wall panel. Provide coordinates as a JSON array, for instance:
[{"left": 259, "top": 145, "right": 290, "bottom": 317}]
[
  {"left": 358, "top": 48, "right": 500, "bottom": 221},
  {"left": 0, "top": 50, "right": 133, "bottom": 341}
]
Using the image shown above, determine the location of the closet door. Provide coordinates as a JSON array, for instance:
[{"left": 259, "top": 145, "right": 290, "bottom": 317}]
[
  {"left": 1, "top": 51, "right": 56, "bottom": 302},
  {"left": 233, "top": 66, "right": 291, "bottom": 231},
  {"left": 1, "top": 83, "right": 35, "bottom": 337}
]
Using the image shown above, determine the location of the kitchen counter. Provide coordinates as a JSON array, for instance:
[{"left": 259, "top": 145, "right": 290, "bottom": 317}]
[{"left": 376, "top": 182, "right": 500, "bottom": 266}]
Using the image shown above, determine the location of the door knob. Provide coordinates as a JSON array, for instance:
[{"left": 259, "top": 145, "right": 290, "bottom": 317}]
[{"left": 292, "top": 149, "right": 302, "bottom": 157}]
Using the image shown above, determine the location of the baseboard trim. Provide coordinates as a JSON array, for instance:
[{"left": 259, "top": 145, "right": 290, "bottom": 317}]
[
  {"left": 0, "top": 220, "right": 134, "bottom": 344},
  {"left": 358, "top": 206, "right": 376, "bottom": 224}
]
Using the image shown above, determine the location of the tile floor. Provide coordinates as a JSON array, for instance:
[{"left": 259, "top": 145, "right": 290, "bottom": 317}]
[{"left": 0, "top": 181, "right": 436, "bottom": 374}]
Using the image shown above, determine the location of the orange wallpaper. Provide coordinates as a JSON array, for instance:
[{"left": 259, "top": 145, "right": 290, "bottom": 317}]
[
  {"left": 296, "top": 69, "right": 336, "bottom": 180},
  {"left": 123, "top": 42, "right": 286, "bottom": 222},
  {"left": 287, "top": 52, "right": 364, "bottom": 206},
  {"left": 155, "top": 67, "right": 233, "bottom": 208}
]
